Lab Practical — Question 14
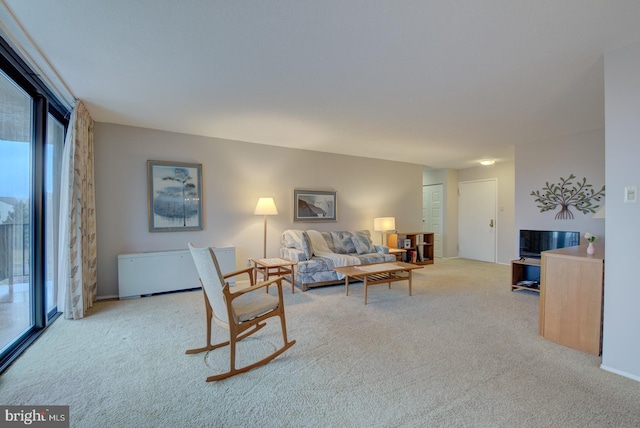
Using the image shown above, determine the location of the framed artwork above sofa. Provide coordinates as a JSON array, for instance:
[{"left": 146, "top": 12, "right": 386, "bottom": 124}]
[{"left": 293, "top": 189, "right": 337, "bottom": 222}]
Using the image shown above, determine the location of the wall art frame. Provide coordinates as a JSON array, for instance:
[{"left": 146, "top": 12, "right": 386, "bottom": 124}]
[
  {"left": 293, "top": 189, "right": 337, "bottom": 222},
  {"left": 147, "top": 160, "right": 203, "bottom": 232}
]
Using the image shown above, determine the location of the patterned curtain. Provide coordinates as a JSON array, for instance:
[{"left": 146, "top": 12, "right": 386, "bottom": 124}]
[{"left": 57, "top": 100, "right": 97, "bottom": 319}]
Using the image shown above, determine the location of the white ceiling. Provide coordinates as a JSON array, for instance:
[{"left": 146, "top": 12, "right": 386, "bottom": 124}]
[{"left": 3, "top": 1, "right": 640, "bottom": 169}]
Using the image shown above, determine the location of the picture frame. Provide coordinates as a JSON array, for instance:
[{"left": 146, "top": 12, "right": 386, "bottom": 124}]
[
  {"left": 147, "top": 160, "right": 203, "bottom": 232},
  {"left": 293, "top": 189, "right": 337, "bottom": 222}
]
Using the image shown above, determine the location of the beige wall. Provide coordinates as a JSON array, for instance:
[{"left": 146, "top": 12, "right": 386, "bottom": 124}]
[
  {"left": 94, "top": 123, "right": 424, "bottom": 298},
  {"left": 515, "top": 128, "right": 606, "bottom": 249}
]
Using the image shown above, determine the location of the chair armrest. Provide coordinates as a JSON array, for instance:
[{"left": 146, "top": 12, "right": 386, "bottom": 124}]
[
  {"left": 223, "top": 267, "right": 253, "bottom": 280},
  {"left": 228, "top": 276, "right": 284, "bottom": 299}
]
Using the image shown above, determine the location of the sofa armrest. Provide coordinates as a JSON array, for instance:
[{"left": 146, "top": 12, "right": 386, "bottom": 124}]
[
  {"left": 280, "top": 247, "right": 308, "bottom": 262},
  {"left": 374, "top": 245, "right": 390, "bottom": 254}
]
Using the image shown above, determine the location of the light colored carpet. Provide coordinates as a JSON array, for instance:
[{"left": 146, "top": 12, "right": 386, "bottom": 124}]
[{"left": 1, "top": 258, "right": 639, "bottom": 427}]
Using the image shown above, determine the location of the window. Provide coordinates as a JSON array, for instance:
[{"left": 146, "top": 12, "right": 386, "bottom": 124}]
[
  {"left": 0, "top": 69, "right": 33, "bottom": 359},
  {"left": 0, "top": 37, "right": 69, "bottom": 373}
]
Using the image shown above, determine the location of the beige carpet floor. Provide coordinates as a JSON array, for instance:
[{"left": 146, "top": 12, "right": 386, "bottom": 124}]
[{"left": 1, "top": 258, "right": 639, "bottom": 427}]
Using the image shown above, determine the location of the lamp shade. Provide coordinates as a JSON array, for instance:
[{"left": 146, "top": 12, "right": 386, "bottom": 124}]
[
  {"left": 374, "top": 217, "right": 396, "bottom": 231},
  {"left": 254, "top": 197, "right": 278, "bottom": 215}
]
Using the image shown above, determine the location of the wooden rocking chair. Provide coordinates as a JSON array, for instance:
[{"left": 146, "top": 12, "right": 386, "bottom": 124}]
[{"left": 187, "top": 243, "right": 296, "bottom": 381}]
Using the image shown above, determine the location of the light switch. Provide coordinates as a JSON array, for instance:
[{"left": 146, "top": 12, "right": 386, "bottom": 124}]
[{"left": 624, "top": 186, "right": 638, "bottom": 204}]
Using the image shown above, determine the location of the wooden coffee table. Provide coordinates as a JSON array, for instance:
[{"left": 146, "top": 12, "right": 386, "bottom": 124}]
[{"left": 333, "top": 262, "right": 423, "bottom": 304}]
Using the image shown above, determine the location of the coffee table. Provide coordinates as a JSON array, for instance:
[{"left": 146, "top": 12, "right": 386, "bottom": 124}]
[
  {"left": 333, "top": 262, "right": 423, "bottom": 304},
  {"left": 251, "top": 257, "right": 297, "bottom": 293}
]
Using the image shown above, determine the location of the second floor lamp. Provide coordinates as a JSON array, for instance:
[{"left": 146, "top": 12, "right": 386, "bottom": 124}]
[{"left": 374, "top": 217, "right": 396, "bottom": 246}]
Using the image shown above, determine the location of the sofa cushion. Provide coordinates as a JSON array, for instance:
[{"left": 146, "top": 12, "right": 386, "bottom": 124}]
[
  {"left": 281, "top": 229, "right": 304, "bottom": 250},
  {"left": 330, "top": 231, "right": 356, "bottom": 254},
  {"left": 355, "top": 253, "right": 396, "bottom": 264},
  {"left": 352, "top": 231, "right": 375, "bottom": 254},
  {"left": 296, "top": 256, "right": 334, "bottom": 274}
]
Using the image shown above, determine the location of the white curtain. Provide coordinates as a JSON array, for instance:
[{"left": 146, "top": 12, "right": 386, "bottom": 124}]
[{"left": 57, "top": 100, "right": 97, "bottom": 319}]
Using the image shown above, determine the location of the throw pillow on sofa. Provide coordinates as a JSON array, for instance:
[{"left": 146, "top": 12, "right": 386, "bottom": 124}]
[
  {"left": 352, "top": 231, "right": 375, "bottom": 255},
  {"left": 330, "top": 231, "right": 356, "bottom": 254}
]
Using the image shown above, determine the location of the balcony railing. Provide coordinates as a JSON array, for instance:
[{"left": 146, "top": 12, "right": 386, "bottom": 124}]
[{"left": 0, "top": 223, "right": 29, "bottom": 283}]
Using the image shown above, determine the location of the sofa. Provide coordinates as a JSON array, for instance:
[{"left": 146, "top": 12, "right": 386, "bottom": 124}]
[{"left": 280, "top": 229, "right": 396, "bottom": 291}]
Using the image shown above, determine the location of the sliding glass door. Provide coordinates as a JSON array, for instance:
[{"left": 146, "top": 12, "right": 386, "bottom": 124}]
[
  {"left": 0, "top": 37, "right": 69, "bottom": 372},
  {"left": 0, "top": 70, "right": 33, "bottom": 356}
]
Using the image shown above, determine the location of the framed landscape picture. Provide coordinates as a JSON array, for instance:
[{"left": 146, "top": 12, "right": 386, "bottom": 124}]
[
  {"left": 147, "top": 160, "right": 203, "bottom": 232},
  {"left": 293, "top": 189, "right": 337, "bottom": 222}
]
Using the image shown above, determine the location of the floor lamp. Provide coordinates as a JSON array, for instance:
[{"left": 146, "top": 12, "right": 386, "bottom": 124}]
[
  {"left": 374, "top": 217, "right": 396, "bottom": 246},
  {"left": 254, "top": 197, "right": 278, "bottom": 258}
]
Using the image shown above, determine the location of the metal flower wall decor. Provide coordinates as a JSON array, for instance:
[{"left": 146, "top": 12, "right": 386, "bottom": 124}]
[{"left": 530, "top": 174, "right": 605, "bottom": 220}]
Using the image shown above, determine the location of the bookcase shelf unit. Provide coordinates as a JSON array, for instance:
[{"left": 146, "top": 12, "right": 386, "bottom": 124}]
[{"left": 387, "top": 232, "right": 434, "bottom": 265}]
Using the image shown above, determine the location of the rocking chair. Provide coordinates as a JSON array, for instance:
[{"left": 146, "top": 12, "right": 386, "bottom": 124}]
[{"left": 187, "top": 243, "right": 296, "bottom": 381}]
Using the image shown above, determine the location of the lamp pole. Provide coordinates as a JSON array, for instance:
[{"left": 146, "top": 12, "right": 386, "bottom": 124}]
[
  {"left": 262, "top": 214, "right": 268, "bottom": 258},
  {"left": 254, "top": 197, "right": 278, "bottom": 259}
]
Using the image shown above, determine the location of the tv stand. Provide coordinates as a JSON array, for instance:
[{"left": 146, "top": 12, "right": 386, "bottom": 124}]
[{"left": 511, "top": 258, "right": 541, "bottom": 292}]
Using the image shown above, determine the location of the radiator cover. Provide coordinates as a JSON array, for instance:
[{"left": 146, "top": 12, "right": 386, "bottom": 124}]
[{"left": 117, "top": 247, "right": 235, "bottom": 299}]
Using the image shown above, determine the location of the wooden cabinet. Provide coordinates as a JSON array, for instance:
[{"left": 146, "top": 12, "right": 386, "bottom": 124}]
[
  {"left": 539, "top": 244, "right": 604, "bottom": 356},
  {"left": 511, "top": 258, "right": 541, "bottom": 292},
  {"left": 387, "top": 232, "right": 434, "bottom": 265}
]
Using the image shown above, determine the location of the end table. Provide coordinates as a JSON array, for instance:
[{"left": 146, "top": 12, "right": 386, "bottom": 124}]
[{"left": 250, "top": 257, "right": 297, "bottom": 293}]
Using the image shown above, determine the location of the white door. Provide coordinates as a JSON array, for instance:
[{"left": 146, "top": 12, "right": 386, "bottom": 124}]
[
  {"left": 423, "top": 184, "right": 443, "bottom": 258},
  {"left": 459, "top": 179, "right": 496, "bottom": 263}
]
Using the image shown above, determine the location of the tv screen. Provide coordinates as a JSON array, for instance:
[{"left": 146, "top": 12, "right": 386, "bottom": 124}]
[{"left": 519, "top": 230, "right": 579, "bottom": 259}]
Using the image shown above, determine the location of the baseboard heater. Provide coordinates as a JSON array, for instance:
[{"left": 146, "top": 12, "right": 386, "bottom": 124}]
[{"left": 117, "top": 247, "right": 235, "bottom": 299}]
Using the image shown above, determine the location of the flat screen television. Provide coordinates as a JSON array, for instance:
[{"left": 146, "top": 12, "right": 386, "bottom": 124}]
[{"left": 519, "top": 230, "right": 579, "bottom": 259}]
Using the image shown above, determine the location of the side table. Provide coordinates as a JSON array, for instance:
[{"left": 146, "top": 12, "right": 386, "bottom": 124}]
[{"left": 251, "top": 257, "right": 297, "bottom": 293}]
